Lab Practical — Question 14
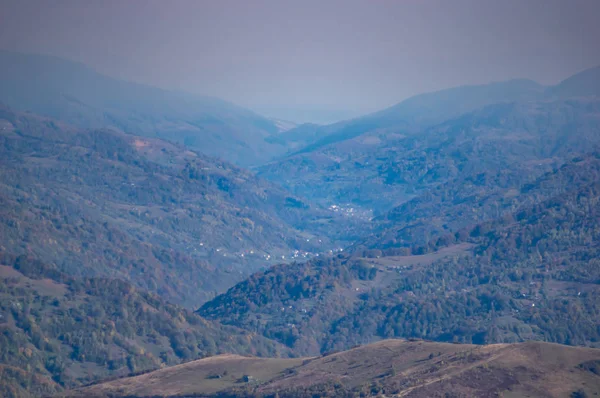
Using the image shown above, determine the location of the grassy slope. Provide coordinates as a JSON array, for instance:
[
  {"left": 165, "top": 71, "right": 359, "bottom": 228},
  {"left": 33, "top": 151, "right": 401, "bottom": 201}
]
[{"left": 72, "top": 339, "right": 600, "bottom": 397}]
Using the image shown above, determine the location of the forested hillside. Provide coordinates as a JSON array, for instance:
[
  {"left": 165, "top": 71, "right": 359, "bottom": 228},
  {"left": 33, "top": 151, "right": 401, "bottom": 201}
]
[
  {"left": 355, "top": 152, "right": 600, "bottom": 252},
  {"left": 0, "top": 106, "right": 360, "bottom": 307},
  {"left": 200, "top": 155, "right": 600, "bottom": 355},
  {"left": 2, "top": 51, "right": 599, "bottom": 398},
  {"left": 0, "top": 51, "right": 284, "bottom": 166},
  {"left": 0, "top": 251, "right": 290, "bottom": 397}
]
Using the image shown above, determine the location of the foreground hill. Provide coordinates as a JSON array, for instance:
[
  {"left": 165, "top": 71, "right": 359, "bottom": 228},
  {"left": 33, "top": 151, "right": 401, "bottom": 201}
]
[
  {"left": 0, "top": 106, "right": 359, "bottom": 306},
  {"left": 259, "top": 67, "right": 600, "bottom": 214},
  {"left": 0, "top": 252, "right": 289, "bottom": 397},
  {"left": 0, "top": 51, "right": 284, "bottom": 166},
  {"left": 71, "top": 339, "right": 600, "bottom": 397},
  {"left": 200, "top": 156, "right": 600, "bottom": 355}
]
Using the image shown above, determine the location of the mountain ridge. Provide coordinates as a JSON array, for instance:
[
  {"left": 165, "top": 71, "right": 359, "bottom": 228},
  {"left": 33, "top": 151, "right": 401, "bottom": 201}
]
[
  {"left": 272, "top": 65, "right": 600, "bottom": 157},
  {"left": 0, "top": 50, "right": 281, "bottom": 166},
  {"left": 259, "top": 96, "right": 600, "bottom": 214}
]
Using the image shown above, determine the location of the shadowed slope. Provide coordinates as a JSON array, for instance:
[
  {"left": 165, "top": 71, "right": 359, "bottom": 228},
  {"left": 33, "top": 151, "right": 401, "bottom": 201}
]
[{"left": 0, "top": 51, "right": 282, "bottom": 166}]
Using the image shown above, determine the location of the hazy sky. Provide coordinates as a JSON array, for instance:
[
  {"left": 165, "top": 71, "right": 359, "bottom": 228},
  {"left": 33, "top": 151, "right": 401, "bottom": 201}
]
[{"left": 1, "top": 0, "right": 599, "bottom": 122}]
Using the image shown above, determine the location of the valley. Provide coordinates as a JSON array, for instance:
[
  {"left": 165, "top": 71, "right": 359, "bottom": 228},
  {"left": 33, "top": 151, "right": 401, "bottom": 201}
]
[
  {"left": 0, "top": 48, "right": 599, "bottom": 397},
  {"left": 0, "top": 106, "right": 365, "bottom": 307},
  {"left": 259, "top": 68, "right": 600, "bottom": 215},
  {"left": 200, "top": 155, "right": 600, "bottom": 355}
]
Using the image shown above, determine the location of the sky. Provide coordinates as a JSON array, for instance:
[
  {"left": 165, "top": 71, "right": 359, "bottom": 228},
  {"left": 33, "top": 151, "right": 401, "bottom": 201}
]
[{"left": 1, "top": 0, "right": 599, "bottom": 123}]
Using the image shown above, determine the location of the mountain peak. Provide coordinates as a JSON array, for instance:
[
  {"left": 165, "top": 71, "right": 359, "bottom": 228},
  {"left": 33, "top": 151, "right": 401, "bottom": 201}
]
[{"left": 549, "top": 65, "right": 600, "bottom": 98}]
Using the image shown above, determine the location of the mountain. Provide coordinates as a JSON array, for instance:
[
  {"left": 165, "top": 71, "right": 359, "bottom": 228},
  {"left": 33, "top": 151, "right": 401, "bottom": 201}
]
[
  {"left": 199, "top": 156, "right": 600, "bottom": 355},
  {"left": 0, "top": 251, "right": 290, "bottom": 397},
  {"left": 3, "top": 50, "right": 600, "bottom": 397},
  {"left": 0, "top": 51, "right": 283, "bottom": 166},
  {"left": 271, "top": 65, "right": 600, "bottom": 159},
  {"left": 548, "top": 65, "right": 600, "bottom": 98},
  {"left": 259, "top": 97, "right": 600, "bottom": 214},
  {"left": 0, "top": 106, "right": 362, "bottom": 307},
  {"left": 259, "top": 67, "right": 600, "bottom": 215},
  {"left": 71, "top": 339, "right": 600, "bottom": 397},
  {"left": 278, "top": 78, "right": 545, "bottom": 155}
]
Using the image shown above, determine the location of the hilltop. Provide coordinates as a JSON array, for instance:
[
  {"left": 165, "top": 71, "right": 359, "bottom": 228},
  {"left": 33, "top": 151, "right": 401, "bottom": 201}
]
[{"left": 70, "top": 339, "right": 600, "bottom": 397}]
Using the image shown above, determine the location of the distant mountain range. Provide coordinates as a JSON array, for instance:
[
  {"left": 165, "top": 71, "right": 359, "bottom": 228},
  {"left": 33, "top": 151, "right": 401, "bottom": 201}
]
[
  {"left": 270, "top": 66, "right": 600, "bottom": 156},
  {"left": 273, "top": 78, "right": 545, "bottom": 154},
  {"left": 0, "top": 51, "right": 288, "bottom": 166},
  {"left": 259, "top": 66, "right": 600, "bottom": 214}
]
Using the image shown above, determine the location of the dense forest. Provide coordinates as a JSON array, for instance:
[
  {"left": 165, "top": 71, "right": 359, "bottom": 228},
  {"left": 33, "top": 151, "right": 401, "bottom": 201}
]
[
  {"left": 356, "top": 152, "right": 600, "bottom": 252},
  {"left": 0, "top": 251, "right": 290, "bottom": 397}
]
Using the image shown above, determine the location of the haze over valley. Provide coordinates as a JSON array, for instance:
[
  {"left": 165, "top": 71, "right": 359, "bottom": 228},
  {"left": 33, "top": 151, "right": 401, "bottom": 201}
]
[{"left": 1, "top": 1, "right": 600, "bottom": 397}]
